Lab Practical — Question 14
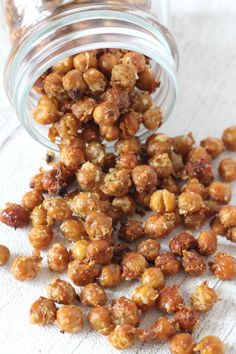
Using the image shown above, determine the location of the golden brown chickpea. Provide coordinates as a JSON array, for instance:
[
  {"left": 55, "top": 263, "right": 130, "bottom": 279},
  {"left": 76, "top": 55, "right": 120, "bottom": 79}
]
[
  {"left": 119, "top": 220, "right": 144, "bottom": 243},
  {"left": 141, "top": 267, "right": 165, "bottom": 290},
  {"left": 197, "top": 230, "right": 217, "bottom": 256},
  {"left": 85, "top": 141, "right": 106, "bottom": 166},
  {"left": 209, "top": 252, "right": 236, "bottom": 280},
  {"left": 226, "top": 227, "right": 236, "bottom": 242},
  {"left": 218, "top": 158, "right": 236, "bottom": 182},
  {"left": 150, "top": 189, "right": 177, "bottom": 213},
  {"left": 62, "top": 69, "right": 87, "bottom": 93},
  {"left": 208, "top": 181, "right": 231, "bottom": 204},
  {"left": 59, "top": 145, "right": 85, "bottom": 172},
  {"left": 85, "top": 211, "right": 112, "bottom": 241},
  {"left": 88, "top": 305, "right": 114, "bottom": 335},
  {"left": 178, "top": 192, "right": 206, "bottom": 216},
  {"left": 184, "top": 159, "right": 214, "bottom": 186},
  {"left": 111, "top": 63, "right": 137, "bottom": 89},
  {"left": 140, "top": 317, "right": 177, "bottom": 342},
  {"left": 71, "top": 97, "right": 96, "bottom": 122},
  {"left": 205, "top": 199, "right": 221, "bottom": 216},
  {"left": 136, "top": 65, "right": 159, "bottom": 92},
  {"left": 11, "top": 256, "right": 42, "bottom": 281},
  {"left": 155, "top": 252, "right": 181, "bottom": 276},
  {"left": 101, "top": 168, "right": 132, "bottom": 197},
  {"left": 71, "top": 240, "right": 90, "bottom": 261},
  {"left": 136, "top": 239, "right": 160, "bottom": 262},
  {"left": 191, "top": 281, "right": 218, "bottom": 312},
  {"left": 119, "top": 111, "right": 141, "bottom": 138},
  {"left": 170, "top": 150, "right": 184, "bottom": 173},
  {"left": 0, "top": 245, "right": 10, "bottom": 265},
  {"left": 33, "top": 95, "right": 60, "bottom": 125},
  {"left": 222, "top": 125, "right": 236, "bottom": 151},
  {"left": 146, "top": 133, "right": 172, "bottom": 157},
  {"left": 115, "top": 136, "right": 141, "bottom": 155},
  {"left": 42, "top": 163, "right": 73, "bottom": 196},
  {"left": 156, "top": 286, "right": 184, "bottom": 314},
  {"left": 44, "top": 72, "right": 64, "bottom": 97},
  {"left": 60, "top": 219, "right": 87, "bottom": 242},
  {"left": 98, "top": 52, "right": 119, "bottom": 76},
  {"left": 112, "top": 195, "right": 136, "bottom": 216},
  {"left": 99, "top": 264, "right": 122, "bottom": 288},
  {"left": 43, "top": 197, "right": 72, "bottom": 221},
  {"left": 52, "top": 57, "right": 73, "bottom": 74},
  {"left": 172, "top": 134, "right": 195, "bottom": 158},
  {"left": 160, "top": 176, "right": 180, "bottom": 195},
  {"left": 22, "top": 190, "right": 44, "bottom": 211},
  {"left": 52, "top": 113, "right": 80, "bottom": 140},
  {"left": 182, "top": 179, "right": 208, "bottom": 199},
  {"left": 116, "top": 153, "right": 137, "bottom": 171},
  {"left": 0, "top": 203, "right": 29, "bottom": 228},
  {"left": 194, "top": 335, "right": 225, "bottom": 354},
  {"left": 210, "top": 215, "right": 226, "bottom": 236},
  {"left": 47, "top": 278, "right": 76, "bottom": 304},
  {"left": 102, "top": 86, "right": 130, "bottom": 114},
  {"left": 31, "top": 205, "right": 50, "bottom": 227},
  {"left": 170, "top": 333, "right": 196, "bottom": 354},
  {"left": 71, "top": 192, "right": 107, "bottom": 217},
  {"left": 144, "top": 213, "right": 175, "bottom": 238},
  {"left": 142, "top": 106, "right": 163, "bottom": 130},
  {"left": 131, "top": 164, "right": 158, "bottom": 193},
  {"left": 86, "top": 240, "right": 113, "bottom": 264},
  {"left": 131, "top": 92, "right": 152, "bottom": 113},
  {"left": 99, "top": 124, "right": 120, "bottom": 142},
  {"left": 68, "top": 260, "right": 99, "bottom": 286},
  {"left": 30, "top": 297, "right": 57, "bottom": 325},
  {"left": 182, "top": 250, "right": 206, "bottom": 277},
  {"left": 93, "top": 101, "right": 120, "bottom": 126},
  {"left": 148, "top": 153, "right": 174, "bottom": 178},
  {"left": 200, "top": 137, "right": 225, "bottom": 159},
  {"left": 47, "top": 243, "right": 70, "bottom": 272},
  {"left": 73, "top": 51, "right": 97, "bottom": 72},
  {"left": 28, "top": 225, "right": 53, "bottom": 250},
  {"left": 219, "top": 205, "right": 236, "bottom": 227},
  {"left": 121, "top": 252, "right": 147, "bottom": 280},
  {"left": 121, "top": 51, "right": 146, "bottom": 72},
  {"left": 111, "top": 297, "right": 140, "bottom": 327},
  {"left": 81, "top": 283, "right": 107, "bottom": 307},
  {"left": 169, "top": 231, "right": 197, "bottom": 256},
  {"left": 108, "top": 324, "right": 136, "bottom": 349},
  {"left": 30, "top": 172, "right": 45, "bottom": 193},
  {"left": 174, "top": 306, "right": 199, "bottom": 333},
  {"left": 187, "top": 147, "right": 212, "bottom": 163},
  {"left": 56, "top": 305, "right": 83, "bottom": 333},
  {"left": 183, "top": 211, "right": 206, "bottom": 230},
  {"left": 83, "top": 68, "right": 107, "bottom": 93},
  {"left": 131, "top": 285, "right": 159, "bottom": 311}
]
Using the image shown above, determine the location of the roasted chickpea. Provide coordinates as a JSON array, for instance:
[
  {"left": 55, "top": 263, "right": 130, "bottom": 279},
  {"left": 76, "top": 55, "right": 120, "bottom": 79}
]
[
  {"left": 200, "top": 137, "right": 225, "bottom": 158},
  {"left": 197, "top": 230, "right": 217, "bottom": 256},
  {"left": 194, "top": 335, "right": 225, "bottom": 354},
  {"left": 203, "top": 199, "right": 222, "bottom": 217},
  {"left": 83, "top": 68, "right": 107, "bottom": 93},
  {"left": 56, "top": 305, "right": 83, "bottom": 333},
  {"left": 108, "top": 324, "right": 136, "bottom": 349},
  {"left": 73, "top": 51, "right": 97, "bottom": 72},
  {"left": 208, "top": 181, "right": 231, "bottom": 204},
  {"left": 71, "top": 192, "right": 107, "bottom": 217},
  {"left": 156, "top": 286, "right": 184, "bottom": 314},
  {"left": 30, "top": 172, "right": 45, "bottom": 193},
  {"left": 183, "top": 211, "right": 206, "bottom": 230},
  {"left": 0, "top": 203, "right": 29, "bottom": 228},
  {"left": 187, "top": 147, "right": 211, "bottom": 164},
  {"left": 111, "top": 63, "right": 136, "bottom": 89},
  {"left": 99, "top": 264, "right": 122, "bottom": 288},
  {"left": 60, "top": 219, "right": 86, "bottom": 242},
  {"left": 71, "top": 97, "right": 96, "bottom": 122},
  {"left": 131, "top": 92, "right": 152, "bottom": 113},
  {"left": 135, "top": 191, "right": 152, "bottom": 208},
  {"left": 136, "top": 65, "right": 159, "bottom": 92},
  {"left": 115, "top": 136, "right": 141, "bottom": 155},
  {"left": 209, "top": 252, "right": 236, "bottom": 280},
  {"left": 146, "top": 133, "right": 172, "bottom": 157},
  {"left": 148, "top": 153, "right": 174, "bottom": 178},
  {"left": 99, "top": 124, "right": 120, "bottom": 142},
  {"left": 31, "top": 206, "right": 49, "bottom": 227},
  {"left": 81, "top": 283, "right": 107, "bottom": 307},
  {"left": 155, "top": 252, "right": 181, "bottom": 276},
  {"left": 144, "top": 213, "right": 175, "bottom": 238},
  {"left": 170, "top": 333, "right": 196, "bottom": 354},
  {"left": 52, "top": 57, "right": 73, "bottom": 74},
  {"left": 219, "top": 205, "right": 236, "bottom": 227},
  {"left": 86, "top": 240, "right": 113, "bottom": 264},
  {"left": 172, "top": 134, "right": 195, "bottom": 158},
  {"left": 22, "top": 190, "right": 44, "bottom": 211},
  {"left": 131, "top": 285, "right": 159, "bottom": 311},
  {"left": 136, "top": 239, "right": 160, "bottom": 262},
  {"left": 150, "top": 189, "right": 177, "bottom": 213},
  {"left": 103, "top": 86, "right": 130, "bottom": 114},
  {"left": 174, "top": 306, "right": 199, "bottom": 333},
  {"left": 218, "top": 158, "right": 236, "bottom": 182},
  {"left": 111, "top": 297, "right": 140, "bottom": 327},
  {"left": 182, "top": 178, "right": 208, "bottom": 199},
  {"left": 47, "top": 243, "right": 70, "bottom": 272},
  {"left": 0, "top": 245, "right": 10, "bottom": 265},
  {"left": 169, "top": 231, "right": 197, "bottom": 256},
  {"left": 93, "top": 101, "right": 120, "bottom": 126},
  {"left": 30, "top": 297, "right": 57, "bottom": 325},
  {"left": 119, "top": 220, "right": 144, "bottom": 243},
  {"left": 98, "top": 52, "right": 119, "bottom": 76},
  {"left": 85, "top": 141, "right": 106, "bottom": 166},
  {"left": 141, "top": 267, "right": 165, "bottom": 290},
  {"left": 140, "top": 317, "right": 177, "bottom": 342},
  {"left": 88, "top": 305, "right": 114, "bottom": 335},
  {"left": 142, "top": 106, "right": 163, "bottom": 130},
  {"left": 43, "top": 198, "right": 72, "bottom": 220},
  {"left": 182, "top": 250, "right": 206, "bottom": 277},
  {"left": 33, "top": 95, "right": 60, "bottom": 125},
  {"left": 184, "top": 158, "right": 214, "bottom": 186},
  {"left": 116, "top": 154, "right": 138, "bottom": 171},
  {"left": 11, "top": 256, "right": 42, "bottom": 281},
  {"left": 44, "top": 72, "right": 64, "bottom": 97},
  {"left": 121, "top": 51, "right": 146, "bottom": 72},
  {"left": 42, "top": 163, "right": 72, "bottom": 195},
  {"left": 131, "top": 165, "right": 158, "bottom": 193},
  {"left": 119, "top": 111, "right": 141, "bottom": 138},
  {"left": 85, "top": 211, "right": 112, "bottom": 241},
  {"left": 101, "top": 168, "right": 132, "bottom": 197},
  {"left": 71, "top": 240, "right": 90, "bottom": 261},
  {"left": 121, "top": 252, "right": 147, "bottom": 280},
  {"left": 105, "top": 206, "right": 123, "bottom": 227},
  {"left": 68, "top": 260, "right": 99, "bottom": 286},
  {"left": 59, "top": 145, "right": 85, "bottom": 171},
  {"left": 210, "top": 215, "right": 226, "bottom": 236},
  {"left": 191, "top": 281, "right": 218, "bottom": 312},
  {"left": 222, "top": 125, "right": 236, "bottom": 151},
  {"left": 160, "top": 176, "right": 180, "bottom": 195},
  {"left": 178, "top": 192, "right": 206, "bottom": 216},
  {"left": 62, "top": 69, "right": 87, "bottom": 93},
  {"left": 47, "top": 278, "right": 76, "bottom": 304},
  {"left": 28, "top": 225, "right": 53, "bottom": 250},
  {"left": 112, "top": 195, "right": 136, "bottom": 216}
]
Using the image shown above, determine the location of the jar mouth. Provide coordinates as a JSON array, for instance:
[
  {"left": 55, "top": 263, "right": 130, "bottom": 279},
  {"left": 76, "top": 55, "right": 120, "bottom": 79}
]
[{"left": 5, "top": 5, "right": 178, "bottom": 150}]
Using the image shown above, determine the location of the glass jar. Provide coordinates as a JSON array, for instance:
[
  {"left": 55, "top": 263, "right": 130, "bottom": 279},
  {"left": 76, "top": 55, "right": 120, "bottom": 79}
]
[{"left": 0, "top": 0, "right": 178, "bottom": 149}]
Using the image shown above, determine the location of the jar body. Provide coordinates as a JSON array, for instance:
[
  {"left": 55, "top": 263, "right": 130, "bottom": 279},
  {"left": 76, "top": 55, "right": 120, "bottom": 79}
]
[{"left": 1, "top": 0, "right": 178, "bottom": 149}]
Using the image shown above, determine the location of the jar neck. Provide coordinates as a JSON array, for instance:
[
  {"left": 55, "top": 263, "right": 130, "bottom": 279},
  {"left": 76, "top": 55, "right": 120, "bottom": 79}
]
[{"left": 5, "top": 4, "right": 178, "bottom": 149}]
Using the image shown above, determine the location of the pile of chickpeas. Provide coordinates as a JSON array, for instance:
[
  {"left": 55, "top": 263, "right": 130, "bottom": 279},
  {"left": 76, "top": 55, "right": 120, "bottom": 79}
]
[{"left": 1, "top": 49, "right": 236, "bottom": 353}]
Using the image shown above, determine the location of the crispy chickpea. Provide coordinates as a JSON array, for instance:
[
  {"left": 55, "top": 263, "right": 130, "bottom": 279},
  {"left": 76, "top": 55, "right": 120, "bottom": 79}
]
[
  {"left": 209, "top": 252, "right": 236, "bottom": 280},
  {"left": 197, "top": 230, "right": 217, "bottom": 256},
  {"left": 22, "top": 190, "right": 43, "bottom": 211},
  {"left": 156, "top": 285, "right": 184, "bottom": 314},
  {"left": 146, "top": 133, "right": 172, "bottom": 156},
  {"left": 140, "top": 317, "right": 177, "bottom": 342},
  {"left": 99, "top": 264, "right": 122, "bottom": 288},
  {"left": 59, "top": 145, "right": 85, "bottom": 171},
  {"left": 141, "top": 267, "right": 165, "bottom": 290},
  {"left": 119, "top": 111, "right": 141, "bottom": 138},
  {"left": 0, "top": 203, "right": 29, "bottom": 228},
  {"left": 135, "top": 191, "right": 152, "bottom": 208},
  {"left": 200, "top": 137, "right": 225, "bottom": 158},
  {"left": 83, "top": 68, "right": 107, "bottom": 93},
  {"left": 43, "top": 197, "right": 72, "bottom": 221},
  {"left": 191, "top": 281, "right": 218, "bottom": 312},
  {"left": 31, "top": 205, "right": 49, "bottom": 226},
  {"left": 174, "top": 306, "right": 199, "bottom": 333},
  {"left": 52, "top": 57, "right": 73, "bottom": 74},
  {"left": 99, "top": 124, "right": 120, "bottom": 141},
  {"left": 155, "top": 252, "right": 181, "bottom": 276},
  {"left": 131, "top": 285, "right": 159, "bottom": 311},
  {"left": 88, "top": 306, "right": 114, "bottom": 335},
  {"left": 194, "top": 336, "right": 225, "bottom": 354},
  {"left": 0, "top": 245, "right": 10, "bottom": 265},
  {"left": 42, "top": 163, "right": 72, "bottom": 195},
  {"left": 44, "top": 72, "right": 64, "bottom": 97},
  {"left": 182, "top": 250, "right": 206, "bottom": 277},
  {"left": 101, "top": 168, "right": 132, "bottom": 197},
  {"left": 47, "top": 243, "right": 70, "bottom": 272},
  {"left": 85, "top": 211, "right": 112, "bottom": 241},
  {"left": 184, "top": 159, "right": 214, "bottom": 186},
  {"left": 86, "top": 240, "right": 113, "bottom": 264},
  {"left": 144, "top": 213, "right": 176, "bottom": 239},
  {"left": 103, "top": 86, "right": 130, "bottom": 114},
  {"left": 111, "top": 297, "right": 140, "bottom": 327},
  {"left": 131, "top": 92, "right": 152, "bottom": 113},
  {"left": 136, "top": 65, "right": 159, "bottom": 92},
  {"left": 33, "top": 95, "right": 60, "bottom": 125},
  {"left": 136, "top": 239, "right": 160, "bottom": 262},
  {"left": 170, "top": 333, "right": 196, "bottom": 354},
  {"left": 121, "top": 51, "right": 146, "bottom": 72},
  {"left": 131, "top": 165, "right": 158, "bottom": 193},
  {"left": 98, "top": 52, "right": 119, "bottom": 76},
  {"left": 71, "top": 97, "right": 96, "bottom": 122},
  {"left": 28, "top": 225, "right": 53, "bottom": 250},
  {"left": 73, "top": 51, "right": 97, "bottom": 72},
  {"left": 52, "top": 113, "right": 80, "bottom": 140},
  {"left": 11, "top": 256, "right": 42, "bottom": 281},
  {"left": 56, "top": 305, "right": 83, "bottom": 333},
  {"left": 115, "top": 136, "right": 141, "bottom": 155},
  {"left": 172, "top": 134, "right": 195, "bottom": 158},
  {"left": 62, "top": 69, "right": 87, "bottom": 93},
  {"left": 169, "top": 231, "right": 197, "bottom": 256},
  {"left": 71, "top": 240, "right": 90, "bottom": 261},
  {"left": 183, "top": 211, "right": 206, "bottom": 230},
  {"left": 30, "top": 297, "right": 57, "bottom": 325},
  {"left": 219, "top": 205, "right": 236, "bottom": 227},
  {"left": 182, "top": 179, "right": 208, "bottom": 199},
  {"left": 111, "top": 63, "right": 137, "bottom": 89},
  {"left": 30, "top": 172, "right": 45, "bottom": 193},
  {"left": 71, "top": 192, "right": 107, "bottom": 217},
  {"left": 93, "top": 101, "right": 120, "bottom": 126},
  {"left": 119, "top": 220, "right": 144, "bottom": 243},
  {"left": 142, "top": 106, "right": 163, "bottom": 130},
  {"left": 218, "top": 158, "right": 236, "bottom": 182},
  {"left": 60, "top": 219, "right": 87, "bottom": 242},
  {"left": 178, "top": 191, "right": 206, "bottom": 216},
  {"left": 116, "top": 153, "right": 138, "bottom": 170},
  {"left": 210, "top": 215, "right": 226, "bottom": 236},
  {"left": 149, "top": 153, "right": 174, "bottom": 178},
  {"left": 81, "top": 283, "right": 107, "bottom": 307},
  {"left": 150, "top": 189, "right": 177, "bottom": 213},
  {"left": 187, "top": 147, "right": 211, "bottom": 163},
  {"left": 105, "top": 206, "right": 123, "bottom": 227},
  {"left": 47, "top": 278, "right": 76, "bottom": 304},
  {"left": 112, "top": 195, "right": 136, "bottom": 216},
  {"left": 226, "top": 227, "right": 236, "bottom": 242},
  {"left": 208, "top": 181, "right": 231, "bottom": 204},
  {"left": 68, "top": 260, "right": 99, "bottom": 286},
  {"left": 121, "top": 252, "right": 147, "bottom": 280},
  {"left": 108, "top": 324, "right": 136, "bottom": 349},
  {"left": 170, "top": 150, "right": 184, "bottom": 173},
  {"left": 85, "top": 141, "right": 106, "bottom": 166},
  {"left": 160, "top": 176, "right": 180, "bottom": 195},
  {"left": 222, "top": 125, "right": 236, "bottom": 151},
  {"left": 205, "top": 199, "right": 221, "bottom": 216}
]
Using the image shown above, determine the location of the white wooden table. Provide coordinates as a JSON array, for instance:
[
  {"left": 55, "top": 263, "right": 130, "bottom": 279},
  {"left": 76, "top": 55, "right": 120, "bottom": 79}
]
[{"left": 0, "top": 1, "right": 236, "bottom": 353}]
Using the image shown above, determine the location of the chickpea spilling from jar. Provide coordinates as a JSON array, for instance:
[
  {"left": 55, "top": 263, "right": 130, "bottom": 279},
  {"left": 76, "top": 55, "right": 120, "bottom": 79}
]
[{"left": 1, "top": 49, "right": 236, "bottom": 352}]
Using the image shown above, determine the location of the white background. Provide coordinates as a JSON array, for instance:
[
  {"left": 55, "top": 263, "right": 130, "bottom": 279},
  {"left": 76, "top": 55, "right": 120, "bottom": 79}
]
[{"left": 0, "top": 1, "right": 236, "bottom": 353}]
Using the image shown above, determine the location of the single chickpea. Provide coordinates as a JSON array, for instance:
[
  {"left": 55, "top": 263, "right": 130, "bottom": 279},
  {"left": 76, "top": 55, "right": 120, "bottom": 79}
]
[
  {"left": 86, "top": 240, "right": 113, "bottom": 265},
  {"left": 33, "top": 95, "right": 60, "bottom": 125},
  {"left": 22, "top": 190, "right": 44, "bottom": 211},
  {"left": 105, "top": 206, "right": 123, "bottom": 227},
  {"left": 88, "top": 306, "right": 114, "bottom": 335},
  {"left": 59, "top": 145, "right": 85, "bottom": 171},
  {"left": 119, "top": 111, "right": 141, "bottom": 138},
  {"left": 112, "top": 195, "right": 136, "bottom": 216},
  {"left": 182, "top": 178, "right": 208, "bottom": 199},
  {"left": 135, "top": 191, "right": 152, "bottom": 208},
  {"left": 98, "top": 52, "right": 119, "bottom": 76},
  {"left": 218, "top": 158, "right": 236, "bottom": 182},
  {"left": 131, "top": 164, "right": 158, "bottom": 193},
  {"left": 47, "top": 243, "right": 70, "bottom": 272},
  {"left": 116, "top": 153, "right": 138, "bottom": 171},
  {"left": 204, "top": 198, "right": 222, "bottom": 216},
  {"left": 11, "top": 256, "right": 42, "bottom": 281},
  {"left": 184, "top": 158, "right": 214, "bottom": 186},
  {"left": 99, "top": 264, "right": 122, "bottom": 288},
  {"left": 28, "top": 225, "right": 53, "bottom": 250},
  {"left": 85, "top": 141, "right": 106, "bottom": 166},
  {"left": 67, "top": 260, "right": 99, "bottom": 286},
  {"left": 209, "top": 252, "right": 236, "bottom": 280},
  {"left": 155, "top": 252, "right": 181, "bottom": 276},
  {"left": 144, "top": 213, "right": 176, "bottom": 239},
  {"left": 52, "top": 113, "right": 80, "bottom": 140},
  {"left": 31, "top": 205, "right": 50, "bottom": 226},
  {"left": 156, "top": 285, "right": 184, "bottom": 314},
  {"left": 62, "top": 69, "right": 87, "bottom": 92},
  {"left": 160, "top": 176, "right": 180, "bottom": 195},
  {"left": 52, "top": 57, "right": 73, "bottom": 74},
  {"left": 219, "top": 205, "right": 236, "bottom": 227},
  {"left": 142, "top": 106, "right": 163, "bottom": 131},
  {"left": 71, "top": 240, "right": 90, "bottom": 261},
  {"left": 73, "top": 51, "right": 97, "bottom": 72},
  {"left": 136, "top": 65, "right": 159, "bottom": 93},
  {"left": 111, "top": 63, "right": 137, "bottom": 89},
  {"left": 208, "top": 181, "right": 231, "bottom": 204},
  {"left": 170, "top": 150, "right": 184, "bottom": 173},
  {"left": 111, "top": 297, "right": 140, "bottom": 327},
  {"left": 170, "top": 333, "right": 196, "bottom": 354},
  {"left": 71, "top": 192, "right": 107, "bottom": 217},
  {"left": 99, "top": 124, "right": 120, "bottom": 141},
  {"left": 83, "top": 68, "right": 107, "bottom": 93},
  {"left": 183, "top": 211, "right": 206, "bottom": 230},
  {"left": 222, "top": 125, "right": 236, "bottom": 151},
  {"left": 108, "top": 324, "right": 136, "bottom": 349},
  {"left": 174, "top": 306, "right": 200, "bottom": 333},
  {"left": 42, "top": 163, "right": 72, "bottom": 195},
  {"left": 30, "top": 172, "right": 45, "bottom": 193},
  {"left": 172, "top": 134, "right": 195, "bottom": 158},
  {"left": 44, "top": 72, "right": 64, "bottom": 97},
  {"left": 200, "top": 137, "right": 225, "bottom": 158},
  {"left": 100, "top": 168, "right": 132, "bottom": 197},
  {"left": 56, "top": 305, "right": 83, "bottom": 333},
  {"left": 0, "top": 245, "right": 10, "bottom": 265},
  {"left": 182, "top": 250, "right": 206, "bottom": 277},
  {"left": 197, "top": 230, "right": 217, "bottom": 256},
  {"left": 169, "top": 231, "right": 197, "bottom": 256},
  {"left": 121, "top": 51, "right": 146, "bottom": 72},
  {"left": 187, "top": 147, "right": 212, "bottom": 163},
  {"left": 93, "top": 101, "right": 120, "bottom": 126},
  {"left": 60, "top": 219, "right": 87, "bottom": 242},
  {"left": 148, "top": 153, "right": 174, "bottom": 178},
  {"left": 115, "top": 136, "right": 141, "bottom": 155},
  {"left": 102, "top": 86, "right": 130, "bottom": 114},
  {"left": 81, "top": 283, "right": 107, "bottom": 307},
  {"left": 194, "top": 335, "right": 225, "bottom": 354},
  {"left": 43, "top": 198, "right": 72, "bottom": 221},
  {"left": 146, "top": 133, "right": 172, "bottom": 156},
  {"left": 85, "top": 211, "right": 112, "bottom": 241},
  {"left": 30, "top": 297, "right": 57, "bottom": 325},
  {"left": 47, "top": 278, "right": 76, "bottom": 304},
  {"left": 121, "top": 252, "right": 147, "bottom": 280},
  {"left": 0, "top": 203, "right": 29, "bottom": 228},
  {"left": 191, "top": 281, "right": 218, "bottom": 312},
  {"left": 141, "top": 267, "right": 165, "bottom": 290},
  {"left": 178, "top": 192, "right": 206, "bottom": 215},
  {"left": 71, "top": 97, "right": 96, "bottom": 122},
  {"left": 210, "top": 215, "right": 226, "bottom": 236},
  {"left": 140, "top": 317, "right": 177, "bottom": 342},
  {"left": 136, "top": 239, "right": 160, "bottom": 262},
  {"left": 131, "top": 285, "right": 159, "bottom": 311},
  {"left": 150, "top": 189, "right": 177, "bottom": 213},
  {"left": 119, "top": 220, "right": 144, "bottom": 243}
]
